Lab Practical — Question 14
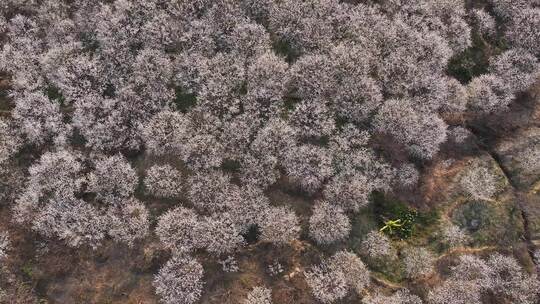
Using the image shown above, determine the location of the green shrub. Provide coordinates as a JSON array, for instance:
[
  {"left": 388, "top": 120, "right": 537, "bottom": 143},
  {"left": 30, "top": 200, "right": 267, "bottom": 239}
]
[
  {"left": 372, "top": 192, "right": 439, "bottom": 240},
  {"left": 373, "top": 192, "right": 417, "bottom": 239}
]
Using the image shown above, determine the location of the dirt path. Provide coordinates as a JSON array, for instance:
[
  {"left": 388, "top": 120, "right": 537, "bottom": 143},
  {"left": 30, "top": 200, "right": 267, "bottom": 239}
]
[
  {"left": 370, "top": 274, "right": 403, "bottom": 290},
  {"left": 436, "top": 245, "right": 498, "bottom": 261}
]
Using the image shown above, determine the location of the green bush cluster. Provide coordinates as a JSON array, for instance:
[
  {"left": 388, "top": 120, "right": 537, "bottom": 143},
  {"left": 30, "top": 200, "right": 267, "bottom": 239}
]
[{"left": 373, "top": 192, "right": 439, "bottom": 240}]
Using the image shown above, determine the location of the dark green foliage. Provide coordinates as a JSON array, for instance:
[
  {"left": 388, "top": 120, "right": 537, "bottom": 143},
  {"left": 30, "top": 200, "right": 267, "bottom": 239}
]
[
  {"left": 21, "top": 263, "right": 34, "bottom": 280},
  {"left": 242, "top": 224, "right": 261, "bottom": 245},
  {"left": 280, "top": 90, "right": 302, "bottom": 121},
  {"left": 447, "top": 32, "right": 507, "bottom": 84},
  {"left": 45, "top": 85, "right": 65, "bottom": 106},
  {"left": 103, "top": 83, "right": 116, "bottom": 98},
  {"left": 373, "top": 192, "right": 417, "bottom": 239},
  {"left": 348, "top": 202, "right": 405, "bottom": 282},
  {"left": 314, "top": 135, "right": 329, "bottom": 147},
  {"left": 301, "top": 135, "right": 330, "bottom": 148},
  {"left": 81, "top": 36, "right": 99, "bottom": 53},
  {"left": 271, "top": 38, "right": 299, "bottom": 63},
  {"left": 174, "top": 86, "right": 197, "bottom": 113},
  {"left": 416, "top": 209, "right": 440, "bottom": 228},
  {"left": 236, "top": 81, "right": 248, "bottom": 95},
  {"left": 372, "top": 192, "right": 439, "bottom": 240},
  {"left": 452, "top": 200, "right": 493, "bottom": 233},
  {"left": 282, "top": 90, "right": 301, "bottom": 113},
  {"left": 221, "top": 159, "right": 241, "bottom": 173},
  {"left": 0, "top": 90, "right": 10, "bottom": 111},
  {"left": 447, "top": 36, "right": 489, "bottom": 83},
  {"left": 451, "top": 200, "right": 523, "bottom": 246},
  {"left": 334, "top": 115, "right": 351, "bottom": 130}
]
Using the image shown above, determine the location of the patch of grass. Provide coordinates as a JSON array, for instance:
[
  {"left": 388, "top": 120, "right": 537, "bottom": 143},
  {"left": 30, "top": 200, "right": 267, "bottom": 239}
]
[
  {"left": 300, "top": 135, "right": 330, "bottom": 148},
  {"left": 45, "top": 85, "right": 66, "bottom": 106},
  {"left": 453, "top": 200, "right": 493, "bottom": 233},
  {"left": 236, "top": 81, "right": 248, "bottom": 96},
  {"left": 334, "top": 115, "right": 350, "bottom": 130},
  {"left": 174, "top": 86, "right": 197, "bottom": 113},
  {"left": 69, "top": 128, "right": 87, "bottom": 147},
  {"left": 221, "top": 159, "right": 241, "bottom": 174},
  {"left": 416, "top": 209, "right": 440, "bottom": 228},
  {"left": 272, "top": 39, "right": 299, "bottom": 63},
  {"left": 242, "top": 224, "right": 261, "bottom": 245},
  {"left": 80, "top": 32, "right": 100, "bottom": 53},
  {"left": 103, "top": 83, "right": 116, "bottom": 98},
  {"left": 452, "top": 199, "right": 522, "bottom": 246},
  {"left": 282, "top": 90, "right": 301, "bottom": 115},
  {"left": 0, "top": 87, "right": 10, "bottom": 111},
  {"left": 446, "top": 32, "right": 501, "bottom": 84},
  {"left": 21, "top": 263, "right": 33, "bottom": 280}
]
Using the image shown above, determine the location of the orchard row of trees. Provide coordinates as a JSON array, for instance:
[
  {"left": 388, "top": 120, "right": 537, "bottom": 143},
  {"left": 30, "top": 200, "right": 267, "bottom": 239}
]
[{"left": 0, "top": 0, "right": 539, "bottom": 303}]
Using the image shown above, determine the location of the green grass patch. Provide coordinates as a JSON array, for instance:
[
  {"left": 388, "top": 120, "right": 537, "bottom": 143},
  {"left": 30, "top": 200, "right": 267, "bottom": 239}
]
[
  {"left": 0, "top": 87, "right": 10, "bottom": 111},
  {"left": 446, "top": 32, "right": 506, "bottom": 83},
  {"left": 451, "top": 199, "right": 522, "bottom": 246},
  {"left": 103, "top": 83, "right": 116, "bottom": 98},
  {"left": 221, "top": 159, "right": 241, "bottom": 174},
  {"left": 272, "top": 39, "right": 299, "bottom": 63},
  {"left": 21, "top": 263, "right": 34, "bottom": 280},
  {"left": 174, "top": 86, "right": 197, "bottom": 113},
  {"left": 282, "top": 90, "right": 301, "bottom": 114},
  {"left": 45, "top": 85, "right": 66, "bottom": 106}
]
